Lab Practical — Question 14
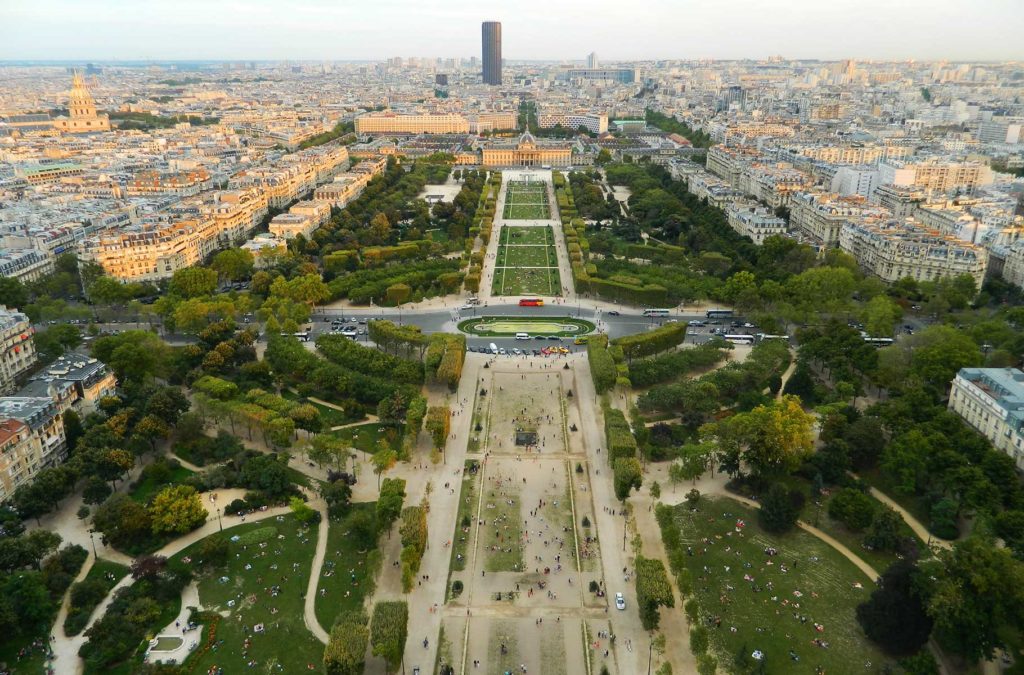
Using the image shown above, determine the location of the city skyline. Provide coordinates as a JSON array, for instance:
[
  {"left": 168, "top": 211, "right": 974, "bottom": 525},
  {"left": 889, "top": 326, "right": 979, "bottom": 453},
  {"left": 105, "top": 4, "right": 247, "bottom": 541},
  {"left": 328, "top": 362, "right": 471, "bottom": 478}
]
[{"left": 2, "top": 0, "right": 1023, "bottom": 62}]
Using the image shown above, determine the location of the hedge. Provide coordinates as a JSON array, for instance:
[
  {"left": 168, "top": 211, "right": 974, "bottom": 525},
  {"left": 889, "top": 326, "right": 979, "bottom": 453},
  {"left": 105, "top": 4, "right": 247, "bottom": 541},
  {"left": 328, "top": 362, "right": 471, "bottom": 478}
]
[
  {"left": 604, "top": 407, "right": 638, "bottom": 461},
  {"left": 587, "top": 336, "right": 616, "bottom": 394},
  {"left": 613, "top": 322, "right": 688, "bottom": 362}
]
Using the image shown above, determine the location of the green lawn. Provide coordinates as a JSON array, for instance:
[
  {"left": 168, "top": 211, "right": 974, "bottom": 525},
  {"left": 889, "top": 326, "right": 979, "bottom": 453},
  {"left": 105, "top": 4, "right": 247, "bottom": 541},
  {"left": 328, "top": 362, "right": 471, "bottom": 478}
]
[
  {"left": 282, "top": 389, "right": 364, "bottom": 428},
  {"left": 498, "top": 243, "right": 558, "bottom": 268},
  {"left": 504, "top": 203, "right": 551, "bottom": 219},
  {"left": 482, "top": 488, "right": 523, "bottom": 572},
  {"left": 669, "top": 496, "right": 894, "bottom": 674},
  {"left": 64, "top": 558, "right": 131, "bottom": 636},
  {"left": 128, "top": 464, "right": 196, "bottom": 504},
  {"left": 314, "top": 503, "right": 381, "bottom": 630},
  {"left": 327, "top": 422, "right": 403, "bottom": 457},
  {"left": 491, "top": 266, "right": 561, "bottom": 296},
  {"left": 176, "top": 515, "right": 324, "bottom": 673},
  {"left": 503, "top": 183, "right": 551, "bottom": 220},
  {"left": 500, "top": 226, "right": 552, "bottom": 246},
  {"left": 450, "top": 461, "right": 481, "bottom": 575}
]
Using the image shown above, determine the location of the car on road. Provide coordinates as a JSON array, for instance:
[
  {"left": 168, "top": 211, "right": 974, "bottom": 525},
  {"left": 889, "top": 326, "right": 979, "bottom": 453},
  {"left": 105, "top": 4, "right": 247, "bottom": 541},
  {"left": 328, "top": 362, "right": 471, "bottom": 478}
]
[
  {"left": 607, "top": 310, "right": 620, "bottom": 316},
  {"left": 498, "top": 348, "right": 507, "bottom": 355},
  {"left": 547, "top": 335, "right": 560, "bottom": 340},
  {"left": 574, "top": 337, "right": 588, "bottom": 345},
  {"left": 615, "top": 593, "right": 626, "bottom": 610},
  {"left": 461, "top": 304, "right": 474, "bottom": 310}
]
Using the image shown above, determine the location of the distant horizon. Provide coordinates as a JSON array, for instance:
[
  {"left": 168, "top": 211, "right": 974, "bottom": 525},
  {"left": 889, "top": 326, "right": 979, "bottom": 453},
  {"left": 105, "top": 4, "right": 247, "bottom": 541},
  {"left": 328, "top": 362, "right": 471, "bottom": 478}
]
[{"left": 2, "top": 0, "right": 1023, "bottom": 63}]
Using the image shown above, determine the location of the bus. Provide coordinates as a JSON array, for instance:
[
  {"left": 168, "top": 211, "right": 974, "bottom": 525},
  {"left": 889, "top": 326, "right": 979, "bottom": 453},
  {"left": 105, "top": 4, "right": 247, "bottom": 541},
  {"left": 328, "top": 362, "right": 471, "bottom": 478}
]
[
  {"left": 706, "top": 308, "right": 734, "bottom": 319},
  {"left": 863, "top": 337, "right": 894, "bottom": 347},
  {"left": 282, "top": 332, "right": 311, "bottom": 342},
  {"left": 756, "top": 334, "right": 790, "bottom": 343},
  {"left": 519, "top": 298, "right": 544, "bottom": 307},
  {"left": 642, "top": 308, "right": 671, "bottom": 317},
  {"left": 723, "top": 334, "right": 755, "bottom": 345}
]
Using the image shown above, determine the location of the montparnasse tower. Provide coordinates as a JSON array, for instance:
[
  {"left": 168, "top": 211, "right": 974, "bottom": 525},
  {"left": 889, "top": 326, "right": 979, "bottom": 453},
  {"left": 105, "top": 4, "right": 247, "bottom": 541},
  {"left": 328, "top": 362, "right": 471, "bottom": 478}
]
[{"left": 53, "top": 70, "right": 110, "bottom": 133}]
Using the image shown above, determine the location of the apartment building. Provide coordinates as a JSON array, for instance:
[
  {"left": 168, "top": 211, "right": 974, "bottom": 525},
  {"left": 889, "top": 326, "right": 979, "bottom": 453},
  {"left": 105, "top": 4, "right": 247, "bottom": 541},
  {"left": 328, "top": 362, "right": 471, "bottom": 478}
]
[
  {"left": 790, "top": 144, "right": 909, "bottom": 165},
  {"left": 706, "top": 145, "right": 762, "bottom": 188},
  {"left": 0, "top": 308, "right": 36, "bottom": 396},
  {"left": 838, "top": 219, "right": 989, "bottom": 286},
  {"left": 686, "top": 171, "right": 745, "bottom": 209},
  {"left": 565, "top": 68, "right": 638, "bottom": 83},
  {"left": 470, "top": 112, "right": 518, "bottom": 134},
  {"left": 537, "top": 111, "right": 609, "bottom": 134},
  {"left": 127, "top": 169, "right": 212, "bottom": 196},
  {"left": 789, "top": 192, "right": 882, "bottom": 248},
  {"left": 878, "top": 158, "right": 993, "bottom": 193},
  {"left": 355, "top": 112, "right": 470, "bottom": 135},
  {"left": 949, "top": 368, "right": 1024, "bottom": 470},
  {"left": 28, "top": 354, "right": 117, "bottom": 417},
  {"left": 726, "top": 202, "right": 789, "bottom": 244},
  {"left": 0, "top": 396, "right": 66, "bottom": 502},
  {"left": 268, "top": 201, "right": 330, "bottom": 240},
  {"left": 312, "top": 157, "right": 386, "bottom": 209},
  {"left": 740, "top": 164, "right": 811, "bottom": 209},
  {"left": 0, "top": 249, "right": 55, "bottom": 284}
]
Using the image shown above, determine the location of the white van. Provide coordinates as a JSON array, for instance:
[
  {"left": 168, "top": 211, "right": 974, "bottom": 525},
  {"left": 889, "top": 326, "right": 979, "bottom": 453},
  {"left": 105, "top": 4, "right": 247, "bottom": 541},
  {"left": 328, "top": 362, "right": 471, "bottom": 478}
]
[
  {"left": 515, "top": 332, "right": 530, "bottom": 340},
  {"left": 489, "top": 342, "right": 499, "bottom": 354}
]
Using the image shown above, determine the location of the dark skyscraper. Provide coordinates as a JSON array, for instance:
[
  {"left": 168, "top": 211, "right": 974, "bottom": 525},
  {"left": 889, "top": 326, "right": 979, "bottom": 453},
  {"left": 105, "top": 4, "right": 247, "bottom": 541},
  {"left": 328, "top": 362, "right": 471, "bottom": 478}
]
[{"left": 481, "top": 21, "right": 502, "bottom": 86}]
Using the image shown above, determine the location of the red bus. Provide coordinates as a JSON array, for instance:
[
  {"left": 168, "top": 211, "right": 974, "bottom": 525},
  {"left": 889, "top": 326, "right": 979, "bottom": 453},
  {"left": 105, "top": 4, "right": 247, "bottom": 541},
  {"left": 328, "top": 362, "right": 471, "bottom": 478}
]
[{"left": 519, "top": 298, "right": 544, "bottom": 307}]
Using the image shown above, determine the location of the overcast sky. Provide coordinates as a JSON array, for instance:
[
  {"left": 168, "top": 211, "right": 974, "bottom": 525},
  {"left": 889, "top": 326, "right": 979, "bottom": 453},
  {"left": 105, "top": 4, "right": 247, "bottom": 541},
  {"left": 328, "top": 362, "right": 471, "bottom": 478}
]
[{"left": 2, "top": 0, "right": 1022, "bottom": 62}]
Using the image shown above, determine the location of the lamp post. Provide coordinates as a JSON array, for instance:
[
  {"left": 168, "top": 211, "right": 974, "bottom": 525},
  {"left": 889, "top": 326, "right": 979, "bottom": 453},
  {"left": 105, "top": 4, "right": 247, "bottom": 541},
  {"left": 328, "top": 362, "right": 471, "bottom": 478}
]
[
  {"left": 217, "top": 508, "right": 223, "bottom": 532},
  {"left": 88, "top": 529, "right": 97, "bottom": 557},
  {"left": 648, "top": 639, "right": 654, "bottom": 675}
]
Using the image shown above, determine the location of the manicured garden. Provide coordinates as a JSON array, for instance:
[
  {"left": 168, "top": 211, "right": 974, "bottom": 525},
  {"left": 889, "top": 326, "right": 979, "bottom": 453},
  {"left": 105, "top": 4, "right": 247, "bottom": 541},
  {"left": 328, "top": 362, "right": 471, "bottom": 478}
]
[
  {"left": 502, "top": 182, "right": 551, "bottom": 220},
  {"left": 664, "top": 497, "right": 893, "bottom": 673},
  {"left": 491, "top": 266, "right": 561, "bottom": 296},
  {"left": 497, "top": 242, "right": 558, "bottom": 268},
  {"left": 499, "top": 225, "right": 553, "bottom": 246},
  {"left": 458, "top": 316, "right": 594, "bottom": 337}
]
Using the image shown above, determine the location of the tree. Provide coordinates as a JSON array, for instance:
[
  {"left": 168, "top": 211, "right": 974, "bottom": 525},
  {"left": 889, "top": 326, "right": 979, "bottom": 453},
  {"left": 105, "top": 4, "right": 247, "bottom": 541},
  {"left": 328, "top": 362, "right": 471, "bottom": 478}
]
[
  {"left": 82, "top": 476, "right": 113, "bottom": 505},
  {"left": 321, "top": 480, "right": 353, "bottom": 519},
  {"left": 369, "top": 212, "right": 393, "bottom": 241},
  {"left": 828, "top": 488, "right": 876, "bottom": 531},
  {"left": 133, "top": 414, "right": 170, "bottom": 452},
  {"left": 864, "top": 506, "right": 905, "bottom": 552},
  {"left": 91, "top": 330, "right": 169, "bottom": 382},
  {"left": 613, "top": 457, "right": 643, "bottom": 502},
  {"left": 862, "top": 295, "right": 902, "bottom": 337},
  {"left": 0, "top": 277, "right": 28, "bottom": 309},
  {"left": 650, "top": 481, "right": 661, "bottom": 500},
  {"left": 676, "top": 443, "right": 708, "bottom": 485},
  {"left": 635, "top": 556, "right": 674, "bottom": 630},
  {"left": 758, "top": 483, "right": 803, "bottom": 534},
  {"left": 667, "top": 462, "right": 686, "bottom": 493},
  {"left": 857, "top": 559, "right": 933, "bottom": 656},
  {"left": 706, "top": 395, "right": 814, "bottom": 479},
  {"left": 211, "top": 248, "right": 255, "bottom": 282},
  {"left": 928, "top": 538, "right": 1024, "bottom": 660},
  {"left": 370, "top": 601, "right": 408, "bottom": 673},
  {"left": 93, "top": 493, "right": 152, "bottom": 549},
  {"left": 289, "top": 496, "right": 317, "bottom": 523},
  {"left": 325, "top": 610, "right": 369, "bottom": 675},
  {"left": 372, "top": 447, "right": 397, "bottom": 490},
  {"left": 168, "top": 267, "right": 218, "bottom": 299},
  {"left": 148, "top": 485, "right": 208, "bottom": 535},
  {"left": 377, "top": 478, "right": 406, "bottom": 535}
]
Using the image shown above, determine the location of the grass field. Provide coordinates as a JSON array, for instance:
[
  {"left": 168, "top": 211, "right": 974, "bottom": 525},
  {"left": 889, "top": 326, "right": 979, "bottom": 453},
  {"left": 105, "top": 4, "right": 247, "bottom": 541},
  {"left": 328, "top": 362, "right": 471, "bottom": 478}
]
[
  {"left": 503, "top": 182, "right": 551, "bottom": 220},
  {"left": 314, "top": 503, "right": 381, "bottom": 630},
  {"left": 483, "top": 490, "right": 523, "bottom": 572},
  {"left": 491, "top": 266, "right": 561, "bottom": 297},
  {"left": 177, "top": 515, "right": 324, "bottom": 673},
  {"left": 500, "top": 226, "right": 552, "bottom": 246},
  {"left": 492, "top": 224, "right": 561, "bottom": 296},
  {"left": 669, "top": 497, "right": 894, "bottom": 674}
]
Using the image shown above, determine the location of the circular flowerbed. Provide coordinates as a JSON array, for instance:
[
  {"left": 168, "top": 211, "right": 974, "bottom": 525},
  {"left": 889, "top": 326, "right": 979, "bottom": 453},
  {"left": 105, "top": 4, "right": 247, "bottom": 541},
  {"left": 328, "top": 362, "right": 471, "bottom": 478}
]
[{"left": 458, "top": 316, "right": 595, "bottom": 337}]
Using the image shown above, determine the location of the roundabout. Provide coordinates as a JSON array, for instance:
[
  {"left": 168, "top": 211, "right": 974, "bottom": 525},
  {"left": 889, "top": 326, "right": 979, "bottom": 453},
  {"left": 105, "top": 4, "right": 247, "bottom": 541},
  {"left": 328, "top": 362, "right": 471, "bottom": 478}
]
[{"left": 458, "top": 316, "right": 595, "bottom": 337}]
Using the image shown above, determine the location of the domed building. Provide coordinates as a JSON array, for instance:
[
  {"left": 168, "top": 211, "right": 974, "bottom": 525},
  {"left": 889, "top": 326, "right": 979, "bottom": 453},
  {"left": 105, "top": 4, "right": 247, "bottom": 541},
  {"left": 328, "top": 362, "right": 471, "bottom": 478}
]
[
  {"left": 481, "top": 131, "right": 572, "bottom": 167},
  {"left": 53, "top": 72, "right": 110, "bottom": 134}
]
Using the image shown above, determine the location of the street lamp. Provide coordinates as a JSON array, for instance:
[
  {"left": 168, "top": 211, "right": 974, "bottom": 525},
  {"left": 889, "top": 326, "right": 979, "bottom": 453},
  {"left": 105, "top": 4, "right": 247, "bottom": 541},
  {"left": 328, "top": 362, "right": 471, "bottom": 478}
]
[
  {"left": 88, "top": 529, "right": 97, "bottom": 557},
  {"left": 217, "top": 508, "right": 223, "bottom": 532},
  {"left": 648, "top": 639, "right": 654, "bottom": 675}
]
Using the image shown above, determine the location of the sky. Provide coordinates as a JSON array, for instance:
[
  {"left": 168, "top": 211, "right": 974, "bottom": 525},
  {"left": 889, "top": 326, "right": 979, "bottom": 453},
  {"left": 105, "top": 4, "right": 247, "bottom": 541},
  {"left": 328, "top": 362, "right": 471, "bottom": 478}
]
[{"left": 1, "top": 0, "right": 1023, "bottom": 62}]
